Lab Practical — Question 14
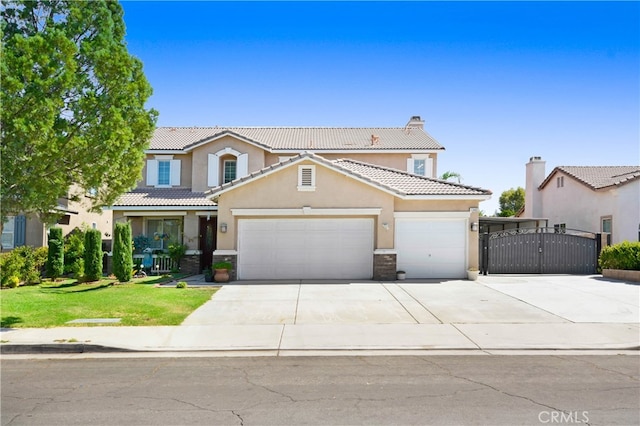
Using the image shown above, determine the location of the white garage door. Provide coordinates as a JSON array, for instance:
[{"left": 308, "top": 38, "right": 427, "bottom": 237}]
[
  {"left": 395, "top": 218, "right": 467, "bottom": 279},
  {"left": 238, "top": 218, "right": 374, "bottom": 280}
]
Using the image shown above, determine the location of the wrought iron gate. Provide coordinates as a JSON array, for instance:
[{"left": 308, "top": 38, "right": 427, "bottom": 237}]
[{"left": 480, "top": 228, "right": 601, "bottom": 275}]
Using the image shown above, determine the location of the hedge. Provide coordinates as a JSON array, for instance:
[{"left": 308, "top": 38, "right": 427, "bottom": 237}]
[
  {"left": 113, "top": 222, "right": 133, "bottom": 282},
  {"left": 84, "top": 229, "right": 103, "bottom": 281},
  {"left": 599, "top": 241, "right": 640, "bottom": 271},
  {"left": 46, "top": 227, "right": 64, "bottom": 280}
]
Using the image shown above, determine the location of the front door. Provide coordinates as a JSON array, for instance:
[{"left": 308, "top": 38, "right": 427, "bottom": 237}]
[{"left": 199, "top": 217, "right": 217, "bottom": 272}]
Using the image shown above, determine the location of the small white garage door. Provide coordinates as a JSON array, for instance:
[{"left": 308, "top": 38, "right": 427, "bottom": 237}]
[
  {"left": 395, "top": 218, "right": 467, "bottom": 279},
  {"left": 238, "top": 218, "right": 374, "bottom": 280}
]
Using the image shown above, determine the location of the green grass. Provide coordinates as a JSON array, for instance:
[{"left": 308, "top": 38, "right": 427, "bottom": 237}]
[{"left": 0, "top": 276, "right": 217, "bottom": 328}]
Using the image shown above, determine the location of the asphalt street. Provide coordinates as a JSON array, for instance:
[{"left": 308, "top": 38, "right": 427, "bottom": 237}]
[{"left": 2, "top": 355, "right": 639, "bottom": 426}]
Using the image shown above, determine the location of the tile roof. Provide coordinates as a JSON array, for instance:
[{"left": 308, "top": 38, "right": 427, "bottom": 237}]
[
  {"left": 333, "top": 159, "right": 492, "bottom": 196},
  {"left": 149, "top": 126, "right": 444, "bottom": 151},
  {"left": 207, "top": 152, "right": 491, "bottom": 199},
  {"left": 112, "top": 188, "right": 215, "bottom": 207},
  {"left": 541, "top": 166, "right": 640, "bottom": 190}
]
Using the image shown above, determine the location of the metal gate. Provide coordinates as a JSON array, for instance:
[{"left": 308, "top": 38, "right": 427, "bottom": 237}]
[{"left": 480, "top": 228, "right": 601, "bottom": 275}]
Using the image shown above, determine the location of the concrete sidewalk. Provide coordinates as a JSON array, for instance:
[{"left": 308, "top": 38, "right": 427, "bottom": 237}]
[{"left": 2, "top": 275, "right": 639, "bottom": 355}]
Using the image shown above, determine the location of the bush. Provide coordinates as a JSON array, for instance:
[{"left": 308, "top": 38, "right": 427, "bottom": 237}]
[
  {"left": 84, "top": 229, "right": 103, "bottom": 281},
  {"left": 213, "top": 261, "right": 232, "bottom": 270},
  {"left": 176, "top": 281, "right": 188, "bottom": 289},
  {"left": 6, "top": 276, "right": 20, "bottom": 288},
  {"left": 46, "top": 227, "right": 64, "bottom": 280},
  {"left": 168, "top": 243, "right": 187, "bottom": 271},
  {"left": 0, "top": 246, "right": 54, "bottom": 287},
  {"left": 113, "top": 222, "right": 133, "bottom": 282},
  {"left": 64, "top": 228, "right": 86, "bottom": 278},
  {"left": 599, "top": 241, "right": 640, "bottom": 271}
]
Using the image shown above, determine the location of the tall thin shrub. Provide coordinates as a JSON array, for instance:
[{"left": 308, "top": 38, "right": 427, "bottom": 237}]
[
  {"left": 84, "top": 229, "right": 103, "bottom": 281},
  {"left": 113, "top": 222, "right": 133, "bottom": 282},
  {"left": 46, "top": 227, "right": 64, "bottom": 280}
]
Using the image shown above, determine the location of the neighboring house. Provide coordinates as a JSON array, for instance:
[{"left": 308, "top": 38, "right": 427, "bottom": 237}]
[
  {"left": 520, "top": 156, "right": 640, "bottom": 244},
  {"left": 110, "top": 116, "right": 491, "bottom": 280},
  {"left": 1, "top": 189, "right": 113, "bottom": 251}
]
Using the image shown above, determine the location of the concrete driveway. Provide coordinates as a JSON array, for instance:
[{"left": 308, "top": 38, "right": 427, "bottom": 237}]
[
  {"left": 175, "top": 275, "right": 639, "bottom": 352},
  {"left": 183, "top": 275, "right": 640, "bottom": 326}
]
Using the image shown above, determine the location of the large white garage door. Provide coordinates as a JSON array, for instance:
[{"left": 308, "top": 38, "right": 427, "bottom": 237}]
[
  {"left": 238, "top": 218, "right": 374, "bottom": 280},
  {"left": 395, "top": 218, "right": 467, "bottom": 279}
]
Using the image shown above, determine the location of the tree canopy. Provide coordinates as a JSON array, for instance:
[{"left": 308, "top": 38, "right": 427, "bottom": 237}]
[
  {"left": 439, "top": 171, "right": 462, "bottom": 183},
  {"left": 497, "top": 187, "right": 525, "bottom": 217},
  {"left": 1, "top": 0, "right": 157, "bottom": 224}
]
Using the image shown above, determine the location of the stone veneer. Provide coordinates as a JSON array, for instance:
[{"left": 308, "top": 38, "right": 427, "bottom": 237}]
[
  {"left": 373, "top": 253, "right": 397, "bottom": 281},
  {"left": 180, "top": 254, "right": 200, "bottom": 275}
]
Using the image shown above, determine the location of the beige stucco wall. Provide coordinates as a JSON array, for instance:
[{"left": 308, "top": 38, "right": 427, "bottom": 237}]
[
  {"left": 191, "top": 136, "right": 267, "bottom": 192},
  {"left": 215, "top": 160, "right": 395, "bottom": 250},
  {"left": 215, "top": 159, "right": 481, "bottom": 270},
  {"left": 264, "top": 152, "right": 439, "bottom": 178},
  {"left": 141, "top": 153, "right": 192, "bottom": 188}
]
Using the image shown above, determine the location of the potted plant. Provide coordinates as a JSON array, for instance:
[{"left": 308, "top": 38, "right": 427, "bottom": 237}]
[
  {"left": 203, "top": 267, "right": 213, "bottom": 282},
  {"left": 396, "top": 270, "right": 406, "bottom": 280},
  {"left": 467, "top": 267, "right": 479, "bottom": 281},
  {"left": 213, "top": 261, "right": 232, "bottom": 283}
]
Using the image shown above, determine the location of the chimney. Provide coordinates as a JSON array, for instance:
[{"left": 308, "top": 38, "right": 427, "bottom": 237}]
[
  {"left": 406, "top": 115, "right": 424, "bottom": 130},
  {"left": 525, "top": 156, "right": 545, "bottom": 218}
]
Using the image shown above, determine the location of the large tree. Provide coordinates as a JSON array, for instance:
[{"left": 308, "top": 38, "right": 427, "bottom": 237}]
[
  {"left": 1, "top": 0, "right": 157, "bottom": 226},
  {"left": 497, "top": 187, "right": 525, "bottom": 217}
]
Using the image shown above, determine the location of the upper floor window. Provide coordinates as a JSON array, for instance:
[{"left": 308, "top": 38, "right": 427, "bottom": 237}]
[
  {"left": 158, "top": 160, "right": 171, "bottom": 186},
  {"left": 407, "top": 155, "right": 433, "bottom": 177},
  {"left": 557, "top": 176, "right": 564, "bottom": 188},
  {"left": 207, "top": 149, "right": 249, "bottom": 187},
  {"left": 223, "top": 160, "right": 237, "bottom": 184},
  {"left": 147, "top": 157, "right": 181, "bottom": 187}
]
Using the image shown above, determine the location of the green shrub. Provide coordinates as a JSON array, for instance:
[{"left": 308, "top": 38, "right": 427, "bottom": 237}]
[
  {"left": 213, "top": 261, "right": 232, "bottom": 270},
  {"left": 1, "top": 252, "right": 23, "bottom": 287},
  {"left": 6, "top": 276, "right": 20, "bottom": 288},
  {"left": 84, "top": 229, "right": 103, "bottom": 281},
  {"left": 1, "top": 246, "right": 49, "bottom": 287},
  {"left": 64, "top": 228, "right": 86, "bottom": 277},
  {"left": 176, "top": 281, "right": 188, "bottom": 289},
  {"left": 168, "top": 243, "right": 187, "bottom": 271},
  {"left": 46, "top": 227, "right": 64, "bottom": 280},
  {"left": 599, "top": 241, "right": 640, "bottom": 271},
  {"left": 113, "top": 222, "right": 133, "bottom": 282}
]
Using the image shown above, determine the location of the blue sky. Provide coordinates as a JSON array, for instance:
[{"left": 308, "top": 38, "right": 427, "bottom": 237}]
[{"left": 120, "top": 1, "right": 639, "bottom": 214}]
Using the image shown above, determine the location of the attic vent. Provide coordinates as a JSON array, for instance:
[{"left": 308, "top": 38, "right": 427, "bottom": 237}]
[{"left": 298, "top": 165, "right": 316, "bottom": 192}]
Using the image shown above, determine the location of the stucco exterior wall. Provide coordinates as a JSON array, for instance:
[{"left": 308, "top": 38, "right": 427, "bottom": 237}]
[
  {"left": 264, "top": 152, "right": 439, "bottom": 178},
  {"left": 541, "top": 174, "right": 639, "bottom": 243},
  {"left": 215, "top": 160, "right": 395, "bottom": 250},
  {"left": 191, "top": 136, "right": 267, "bottom": 192}
]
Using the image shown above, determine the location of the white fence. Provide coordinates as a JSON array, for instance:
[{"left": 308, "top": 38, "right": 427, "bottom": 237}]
[{"left": 133, "top": 254, "right": 175, "bottom": 274}]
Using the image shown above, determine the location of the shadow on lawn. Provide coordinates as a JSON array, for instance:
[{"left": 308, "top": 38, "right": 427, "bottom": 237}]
[
  {"left": 1, "top": 316, "right": 23, "bottom": 328},
  {"left": 40, "top": 282, "right": 113, "bottom": 294}
]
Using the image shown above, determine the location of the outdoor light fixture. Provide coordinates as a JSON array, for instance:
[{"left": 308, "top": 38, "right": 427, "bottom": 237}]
[
  {"left": 470, "top": 222, "right": 479, "bottom": 232},
  {"left": 220, "top": 223, "right": 228, "bottom": 233}
]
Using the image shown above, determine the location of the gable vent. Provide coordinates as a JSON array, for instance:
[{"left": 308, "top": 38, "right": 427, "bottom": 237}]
[{"left": 298, "top": 165, "right": 316, "bottom": 191}]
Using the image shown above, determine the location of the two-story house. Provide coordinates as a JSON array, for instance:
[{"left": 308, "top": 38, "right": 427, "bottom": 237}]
[
  {"left": 111, "top": 116, "right": 491, "bottom": 280},
  {"left": 520, "top": 156, "right": 640, "bottom": 244}
]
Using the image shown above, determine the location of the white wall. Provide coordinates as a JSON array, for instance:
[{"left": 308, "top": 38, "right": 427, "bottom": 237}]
[{"left": 541, "top": 173, "right": 639, "bottom": 243}]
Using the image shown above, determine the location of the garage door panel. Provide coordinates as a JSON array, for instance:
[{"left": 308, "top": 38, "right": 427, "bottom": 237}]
[
  {"left": 396, "top": 218, "right": 467, "bottom": 279},
  {"left": 238, "top": 219, "right": 373, "bottom": 280}
]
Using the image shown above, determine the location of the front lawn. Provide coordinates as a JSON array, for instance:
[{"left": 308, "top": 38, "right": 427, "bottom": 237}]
[{"left": 0, "top": 276, "right": 217, "bottom": 328}]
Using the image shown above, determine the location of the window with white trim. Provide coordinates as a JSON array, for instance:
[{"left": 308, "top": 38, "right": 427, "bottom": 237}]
[
  {"left": 158, "top": 160, "right": 171, "bottom": 185},
  {"left": 601, "top": 216, "right": 612, "bottom": 234},
  {"left": 1, "top": 216, "right": 15, "bottom": 250},
  {"left": 297, "top": 165, "right": 316, "bottom": 191},
  {"left": 407, "top": 155, "right": 433, "bottom": 177},
  {"left": 223, "top": 159, "right": 237, "bottom": 184},
  {"left": 147, "top": 156, "right": 181, "bottom": 187}
]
